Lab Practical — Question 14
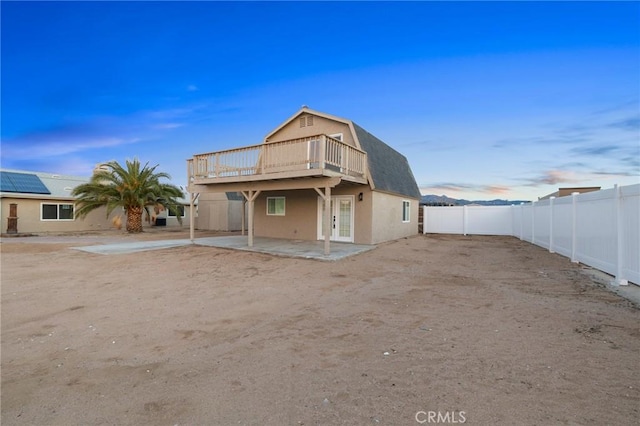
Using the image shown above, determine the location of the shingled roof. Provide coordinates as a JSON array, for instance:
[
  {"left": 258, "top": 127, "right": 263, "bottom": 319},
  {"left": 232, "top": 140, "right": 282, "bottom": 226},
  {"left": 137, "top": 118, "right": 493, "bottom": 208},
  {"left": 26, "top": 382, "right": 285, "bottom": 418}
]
[
  {"left": 352, "top": 123, "right": 421, "bottom": 199},
  {"left": 268, "top": 107, "right": 421, "bottom": 199}
]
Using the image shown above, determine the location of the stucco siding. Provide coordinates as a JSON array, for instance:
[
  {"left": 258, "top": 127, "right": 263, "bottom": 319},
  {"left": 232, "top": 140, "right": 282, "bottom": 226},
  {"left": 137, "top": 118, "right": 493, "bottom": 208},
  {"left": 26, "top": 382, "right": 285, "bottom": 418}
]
[
  {"left": 1, "top": 197, "right": 191, "bottom": 234},
  {"left": 252, "top": 185, "right": 373, "bottom": 244},
  {"left": 370, "top": 191, "right": 419, "bottom": 244},
  {"left": 155, "top": 205, "right": 192, "bottom": 228},
  {"left": 1, "top": 197, "right": 117, "bottom": 234},
  {"left": 196, "top": 193, "right": 244, "bottom": 231},
  {"left": 253, "top": 190, "right": 319, "bottom": 240}
]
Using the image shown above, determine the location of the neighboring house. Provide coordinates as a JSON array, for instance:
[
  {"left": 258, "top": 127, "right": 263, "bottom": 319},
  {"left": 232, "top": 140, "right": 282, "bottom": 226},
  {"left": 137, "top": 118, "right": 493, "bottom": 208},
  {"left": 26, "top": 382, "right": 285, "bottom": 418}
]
[
  {"left": 187, "top": 107, "right": 421, "bottom": 253},
  {"left": 539, "top": 187, "right": 602, "bottom": 200},
  {"left": 1, "top": 169, "right": 115, "bottom": 234},
  {"left": 0, "top": 169, "right": 191, "bottom": 234},
  {"left": 149, "top": 191, "right": 194, "bottom": 228}
]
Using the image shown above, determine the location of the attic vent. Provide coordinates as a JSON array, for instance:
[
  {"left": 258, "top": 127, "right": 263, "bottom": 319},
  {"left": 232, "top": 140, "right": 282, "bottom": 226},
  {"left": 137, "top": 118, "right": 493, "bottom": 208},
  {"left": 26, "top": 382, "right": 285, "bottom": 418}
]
[
  {"left": 51, "top": 174, "right": 60, "bottom": 178},
  {"left": 300, "top": 115, "right": 314, "bottom": 127},
  {"left": 64, "top": 186, "right": 73, "bottom": 191}
]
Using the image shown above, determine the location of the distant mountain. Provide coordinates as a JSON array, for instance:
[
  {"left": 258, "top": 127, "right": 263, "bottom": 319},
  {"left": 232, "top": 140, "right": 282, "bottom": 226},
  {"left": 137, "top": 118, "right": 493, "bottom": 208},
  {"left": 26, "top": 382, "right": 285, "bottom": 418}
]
[{"left": 421, "top": 195, "right": 530, "bottom": 206}]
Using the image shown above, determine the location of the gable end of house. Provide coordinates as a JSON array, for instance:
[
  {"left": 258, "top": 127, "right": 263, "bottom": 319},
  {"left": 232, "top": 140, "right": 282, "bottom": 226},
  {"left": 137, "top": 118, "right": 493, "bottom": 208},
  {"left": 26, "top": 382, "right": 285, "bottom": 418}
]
[{"left": 352, "top": 123, "right": 421, "bottom": 199}]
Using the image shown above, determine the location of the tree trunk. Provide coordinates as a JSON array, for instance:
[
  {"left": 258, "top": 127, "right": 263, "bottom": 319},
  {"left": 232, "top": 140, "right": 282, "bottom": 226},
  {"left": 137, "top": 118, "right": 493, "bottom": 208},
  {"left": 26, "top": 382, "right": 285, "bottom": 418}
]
[{"left": 126, "top": 206, "right": 144, "bottom": 233}]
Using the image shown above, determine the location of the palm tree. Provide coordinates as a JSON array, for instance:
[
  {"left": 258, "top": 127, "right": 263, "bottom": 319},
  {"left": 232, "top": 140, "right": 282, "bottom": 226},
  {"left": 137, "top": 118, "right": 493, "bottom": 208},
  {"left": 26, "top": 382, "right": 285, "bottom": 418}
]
[{"left": 72, "top": 159, "right": 184, "bottom": 233}]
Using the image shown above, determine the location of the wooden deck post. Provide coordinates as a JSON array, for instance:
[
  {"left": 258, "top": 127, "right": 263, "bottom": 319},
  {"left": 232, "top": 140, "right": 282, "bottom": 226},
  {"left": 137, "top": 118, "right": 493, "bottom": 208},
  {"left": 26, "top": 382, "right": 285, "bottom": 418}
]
[
  {"left": 242, "top": 190, "right": 261, "bottom": 247},
  {"left": 313, "top": 186, "right": 332, "bottom": 256},
  {"left": 189, "top": 192, "right": 196, "bottom": 242},
  {"left": 248, "top": 193, "right": 253, "bottom": 246},
  {"left": 324, "top": 185, "right": 331, "bottom": 255},
  {"left": 242, "top": 198, "right": 246, "bottom": 236}
]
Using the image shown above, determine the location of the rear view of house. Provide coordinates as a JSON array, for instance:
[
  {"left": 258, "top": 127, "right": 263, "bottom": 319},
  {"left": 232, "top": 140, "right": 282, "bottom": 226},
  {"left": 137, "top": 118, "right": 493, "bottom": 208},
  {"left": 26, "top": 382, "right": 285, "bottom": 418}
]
[{"left": 188, "top": 107, "right": 421, "bottom": 253}]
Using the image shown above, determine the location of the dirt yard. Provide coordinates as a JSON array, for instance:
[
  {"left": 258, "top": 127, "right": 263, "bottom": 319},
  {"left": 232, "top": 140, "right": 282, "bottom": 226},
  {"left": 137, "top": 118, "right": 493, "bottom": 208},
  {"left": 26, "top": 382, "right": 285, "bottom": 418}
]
[{"left": 1, "top": 232, "right": 638, "bottom": 425}]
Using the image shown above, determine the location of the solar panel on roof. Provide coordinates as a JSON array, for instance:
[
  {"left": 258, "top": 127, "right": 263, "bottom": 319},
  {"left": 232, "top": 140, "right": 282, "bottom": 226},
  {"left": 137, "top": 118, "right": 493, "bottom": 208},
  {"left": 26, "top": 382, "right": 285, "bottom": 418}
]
[
  {"left": 0, "top": 173, "right": 14, "bottom": 192},
  {"left": 0, "top": 172, "right": 51, "bottom": 194}
]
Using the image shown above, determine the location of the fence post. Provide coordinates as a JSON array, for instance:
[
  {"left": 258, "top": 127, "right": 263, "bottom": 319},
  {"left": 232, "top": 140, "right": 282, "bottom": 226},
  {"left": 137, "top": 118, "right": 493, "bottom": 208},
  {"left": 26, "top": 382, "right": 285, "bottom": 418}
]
[
  {"left": 531, "top": 201, "right": 536, "bottom": 244},
  {"left": 520, "top": 203, "right": 524, "bottom": 241},
  {"left": 510, "top": 205, "right": 515, "bottom": 237},
  {"left": 571, "top": 192, "right": 578, "bottom": 263},
  {"left": 463, "top": 205, "right": 468, "bottom": 236},
  {"left": 549, "top": 197, "right": 555, "bottom": 253},
  {"left": 423, "top": 205, "right": 427, "bottom": 235},
  {"left": 613, "top": 184, "right": 628, "bottom": 286}
]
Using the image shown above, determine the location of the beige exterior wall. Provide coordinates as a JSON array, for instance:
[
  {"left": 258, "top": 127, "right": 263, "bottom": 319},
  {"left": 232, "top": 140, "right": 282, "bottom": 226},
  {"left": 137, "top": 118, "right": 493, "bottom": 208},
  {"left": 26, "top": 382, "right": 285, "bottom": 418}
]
[
  {"left": 1, "top": 197, "right": 117, "bottom": 234},
  {"left": 154, "top": 204, "right": 192, "bottom": 229},
  {"left": 370, "top": 191, "right": 419, "bottom": 244},
  {"left": 1, "top": 197, "right": 191, "bottom": 234},
  {"left": 253, "top": 190, "right": 317, "bottom": 241},
  {"left": 252, "top": 184, "right": 375, "bottom": 244},
  {"left": 266, "top": 114, "right": 356, "bottom": 147},
  {"left": 195, "top": 193, "right": 245, "bottom": 231}
]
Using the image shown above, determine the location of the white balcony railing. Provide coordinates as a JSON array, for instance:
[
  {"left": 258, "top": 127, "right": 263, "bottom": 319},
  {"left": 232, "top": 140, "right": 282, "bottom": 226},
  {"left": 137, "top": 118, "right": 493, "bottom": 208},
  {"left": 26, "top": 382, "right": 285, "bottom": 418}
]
[{"left": 187, "top": 135, "right": 367, "bottom": 183}]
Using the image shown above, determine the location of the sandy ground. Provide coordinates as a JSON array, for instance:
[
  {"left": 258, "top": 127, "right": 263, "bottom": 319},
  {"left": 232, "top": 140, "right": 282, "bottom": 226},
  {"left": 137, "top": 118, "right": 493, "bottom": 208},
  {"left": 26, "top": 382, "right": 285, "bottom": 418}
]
[{"left": 1, "top": 232, "right": 638, "bottom": 425}]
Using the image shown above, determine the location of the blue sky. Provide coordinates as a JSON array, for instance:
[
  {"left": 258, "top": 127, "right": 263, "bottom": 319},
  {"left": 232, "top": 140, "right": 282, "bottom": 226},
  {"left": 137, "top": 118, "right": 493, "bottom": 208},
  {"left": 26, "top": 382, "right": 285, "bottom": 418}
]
[{"left": 2, "top": 1, "right": 639, "bottom": 201}]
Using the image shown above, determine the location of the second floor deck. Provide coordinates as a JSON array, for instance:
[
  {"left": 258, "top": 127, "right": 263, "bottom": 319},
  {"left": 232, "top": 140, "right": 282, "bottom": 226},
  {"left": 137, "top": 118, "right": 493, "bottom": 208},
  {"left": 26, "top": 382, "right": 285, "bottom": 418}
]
[{"left": 188, "top": 135, "right": 368, "bottom": 186}]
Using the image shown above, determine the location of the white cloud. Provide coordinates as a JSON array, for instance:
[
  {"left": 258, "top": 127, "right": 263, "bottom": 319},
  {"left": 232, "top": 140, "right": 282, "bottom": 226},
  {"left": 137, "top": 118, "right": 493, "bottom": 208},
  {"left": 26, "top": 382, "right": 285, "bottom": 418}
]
[{"left": 153, "top": 123, "right": 184, "bottom": 130}]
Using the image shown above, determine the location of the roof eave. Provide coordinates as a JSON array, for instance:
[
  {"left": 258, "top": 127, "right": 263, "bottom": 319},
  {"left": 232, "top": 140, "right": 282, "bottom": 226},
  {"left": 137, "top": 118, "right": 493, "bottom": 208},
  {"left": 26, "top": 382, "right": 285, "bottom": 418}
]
[{"left": 1, "top": 192, "right": 75, "bottom": 201}]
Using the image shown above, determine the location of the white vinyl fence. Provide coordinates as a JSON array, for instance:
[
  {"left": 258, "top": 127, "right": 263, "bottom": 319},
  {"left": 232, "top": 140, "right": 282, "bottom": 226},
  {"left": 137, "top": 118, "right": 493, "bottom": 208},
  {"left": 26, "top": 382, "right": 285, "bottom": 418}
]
[{"left": 423, "top": 184, "right": 640, "bottom": 286}]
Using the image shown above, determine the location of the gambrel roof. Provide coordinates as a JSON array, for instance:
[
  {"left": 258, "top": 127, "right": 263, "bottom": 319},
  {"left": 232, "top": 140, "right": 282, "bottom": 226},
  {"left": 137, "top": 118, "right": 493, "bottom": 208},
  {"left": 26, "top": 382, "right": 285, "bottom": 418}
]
[
  {"left": 266, "top": 107, "right": 421, "bottom": 199},
  {"left": 352, "top": 122, "right": 421, "bottom": 199}
]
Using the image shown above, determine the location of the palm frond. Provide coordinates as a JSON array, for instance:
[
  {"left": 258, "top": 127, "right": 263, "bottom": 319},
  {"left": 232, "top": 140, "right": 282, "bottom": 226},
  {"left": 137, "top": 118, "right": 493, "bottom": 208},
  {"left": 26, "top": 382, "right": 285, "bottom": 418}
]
[{"left": 72, "top": 158, "right": 185, "bottom": 230}]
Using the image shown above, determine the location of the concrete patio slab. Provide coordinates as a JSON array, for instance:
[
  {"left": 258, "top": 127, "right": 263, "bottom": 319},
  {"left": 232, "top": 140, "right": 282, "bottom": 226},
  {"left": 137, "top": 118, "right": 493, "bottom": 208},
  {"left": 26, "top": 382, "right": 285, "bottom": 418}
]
[
  {"left": 194, "top": 236, "right": 376, "bottom": 261},
  {"left": 72, "top": 236, "right": 375, "bottom": 260},
  {"left": 72, "top": 239, "right": 192, "bottom": 255}
]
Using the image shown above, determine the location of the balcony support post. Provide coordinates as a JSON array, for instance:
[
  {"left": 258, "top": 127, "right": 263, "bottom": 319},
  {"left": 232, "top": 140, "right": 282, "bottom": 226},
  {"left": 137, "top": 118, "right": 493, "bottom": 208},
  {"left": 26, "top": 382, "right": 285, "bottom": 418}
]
[
  {"left": 241, "top": 190, "right": 261, "bottom": 247},
  {"left": 241, "top": 198, "right": 246, "bottom": 236},
  {"left": 189, "top": 192, "right": 199, "bottom": 242},
  {"left": 314, "top": 186, "right": 332, "bottom": 256}
]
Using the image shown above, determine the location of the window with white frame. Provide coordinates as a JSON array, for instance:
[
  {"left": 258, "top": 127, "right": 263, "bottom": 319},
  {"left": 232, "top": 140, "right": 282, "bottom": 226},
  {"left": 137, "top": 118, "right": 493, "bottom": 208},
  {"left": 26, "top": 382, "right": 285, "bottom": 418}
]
[
  {"left": 402, "top": 200, "right": 410, "bottom": 222},
  {"left": 41, "top": 203, "right": 75, "bottom": 221},
  {"left": 167, "top": 205, "right": 186, "bottom": 217},
  {"left": 328, "top": 133, "right": 343, "bottom": 142},
  {"left": 267, "top": 197, "right": 286, "bottom": 216}
]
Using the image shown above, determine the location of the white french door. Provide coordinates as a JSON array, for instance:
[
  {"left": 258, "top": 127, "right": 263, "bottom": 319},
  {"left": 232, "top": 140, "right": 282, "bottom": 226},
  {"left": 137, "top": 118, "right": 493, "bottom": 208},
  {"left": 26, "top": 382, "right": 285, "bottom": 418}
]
[{"left": 317, "top": 195, "right": 354, "bottom": 243}]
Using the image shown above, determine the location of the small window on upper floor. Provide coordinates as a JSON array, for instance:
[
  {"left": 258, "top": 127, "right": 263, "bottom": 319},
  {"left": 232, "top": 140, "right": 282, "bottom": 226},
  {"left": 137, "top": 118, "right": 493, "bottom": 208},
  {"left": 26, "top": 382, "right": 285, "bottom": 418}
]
[{"left": 329, "top": 133, "right": 343, "bottom": 142}]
